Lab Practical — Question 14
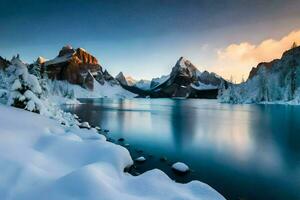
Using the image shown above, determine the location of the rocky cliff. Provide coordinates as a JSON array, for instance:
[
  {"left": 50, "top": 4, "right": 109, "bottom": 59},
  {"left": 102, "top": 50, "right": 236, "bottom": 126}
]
[
  {"left": 42, "top": 46, "right": 118, "bottom": 90},
  {"left": 219, "top": 45, "right": 300, "bottom": 103}
]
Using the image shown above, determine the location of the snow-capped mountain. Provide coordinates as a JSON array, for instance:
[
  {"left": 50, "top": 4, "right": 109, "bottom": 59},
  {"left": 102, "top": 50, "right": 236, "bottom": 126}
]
[
  {"left": 117, "top": 57, "right": 225, "bottom": 98},
  {"left": 43, "top": 45, "right": 109, "bottom": 89},
  {"left": 41, "top": 45, "right": 135, "bottom": 98},
  {"left": 150, "top": 75, "right": 170, "bottom": 88},
  {"left": 116, "top": 72, "right": 152, "bottom": 90},
  {"left": 0, "top": 46, "right": 135, "bottom": 99},
  {"left": 219, "top": 45, "right": 300, "bottom": 104}
]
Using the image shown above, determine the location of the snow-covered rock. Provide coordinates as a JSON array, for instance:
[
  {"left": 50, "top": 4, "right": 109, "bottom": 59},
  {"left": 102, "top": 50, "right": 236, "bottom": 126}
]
[
  {"left": 80, "top": 121, "right": 91, "bottom": 129},
  {"left": 0, "top": 105, "right": 225, "bottom": 200},
  {"left": 135, "top": 156, "right": 146, "bottom": 162},
  {"left": 172, "top": 162, "right": 190, "bottom": 173}
]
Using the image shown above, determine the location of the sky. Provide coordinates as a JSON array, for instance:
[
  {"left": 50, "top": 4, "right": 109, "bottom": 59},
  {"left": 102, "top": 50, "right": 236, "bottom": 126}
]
[{"left": 0, "top": 0, "right": 300, "bottom": 82}]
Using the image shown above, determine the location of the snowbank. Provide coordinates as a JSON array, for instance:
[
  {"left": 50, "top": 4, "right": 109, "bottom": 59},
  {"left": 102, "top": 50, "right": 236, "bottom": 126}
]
[
  {"left": 47, "top": 80, "right": 136, "bottom": 99},
  {"left": 0, "top": 105, "right": 224, "bottom": 200}
]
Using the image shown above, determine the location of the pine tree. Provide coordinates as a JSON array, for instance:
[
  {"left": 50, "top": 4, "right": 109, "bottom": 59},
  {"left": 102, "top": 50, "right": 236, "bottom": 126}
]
[
  {"left": 7, "top": 56, "right": 44, "bottom": 113},
  {"left": 241, "top": 75, "right": 245, "bottom": 83}
]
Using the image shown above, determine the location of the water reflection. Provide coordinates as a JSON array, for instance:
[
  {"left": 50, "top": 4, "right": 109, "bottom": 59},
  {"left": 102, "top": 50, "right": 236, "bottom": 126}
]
[{"left": 64, "top": 99, "right": 300, "bottom": 200}]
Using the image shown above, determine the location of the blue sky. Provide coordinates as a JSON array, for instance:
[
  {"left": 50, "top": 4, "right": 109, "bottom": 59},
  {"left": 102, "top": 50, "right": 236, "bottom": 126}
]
[{"left": 1, "top": 0, "right": 300, "bottom": 80}]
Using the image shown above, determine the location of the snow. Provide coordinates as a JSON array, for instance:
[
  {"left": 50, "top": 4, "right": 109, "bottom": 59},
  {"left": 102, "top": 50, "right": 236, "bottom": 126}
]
[
  {"left": 0, "top": 105, "right": 225, "bottom": 200},
  {"left": 11, "top": 79, "right": 22, "bottom": 90},
  {"left": 150, "top": 75, "right": 170, "bottom": 88},
  {"left": 219, "top": 46, "right": 300, "bottom": 104},
  {"left": 179, "top": 57, "right": 189, "bottom": 68},
  {"left": 172, "top": 162, "right": 190, "bottom": 173},
  {"left": 121, "top": 74, "right": 152, "bottom": 90},
  {"left": 75, "top": 79, "right": 135, "bottom": 99},
  {"left": 134, "top": 79, "right": 151, "bottom": 90},
  {"left": 43, "top": 54, "right": 73, "bottom": 67},
  {"left": 125, "top": 76, "right": 137, "bottom": 86},
  {"left": 36, "top": 56, "right": 47, "bottom": 64},
  {"left": 7, "top": 57, "right": 44, "bottom": 113},
  {"left": 80, "top": 121, "right": 91, "bottom": 129},
  {"left": 135, "top": 156, "right": 146, "bottom": 162},
  {"left": 191, "top": 82, "right": 218, "bottom": 90},
  {"left": 47, "top": 79, "right": 135, "bottom": 99}
]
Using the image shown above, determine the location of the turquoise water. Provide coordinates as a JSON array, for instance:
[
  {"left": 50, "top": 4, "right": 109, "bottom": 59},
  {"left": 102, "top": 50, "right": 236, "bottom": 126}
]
[{"left": 64, "top": 98, "right": 300, "bottom": 200}]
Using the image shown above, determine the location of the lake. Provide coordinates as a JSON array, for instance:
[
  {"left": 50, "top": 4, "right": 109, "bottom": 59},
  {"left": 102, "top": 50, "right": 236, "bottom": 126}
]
[{"left": 63, "top": 98, "right": 300, "bottom": 200}]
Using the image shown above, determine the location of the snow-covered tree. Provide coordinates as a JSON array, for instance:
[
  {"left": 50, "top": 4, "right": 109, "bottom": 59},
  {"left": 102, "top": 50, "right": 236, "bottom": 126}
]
[
  {"left": 0, "top": 70, "right": 9, "bottom": 103},
  {"left": 6, "top": 56, "right": 44, "bottom": 113}
]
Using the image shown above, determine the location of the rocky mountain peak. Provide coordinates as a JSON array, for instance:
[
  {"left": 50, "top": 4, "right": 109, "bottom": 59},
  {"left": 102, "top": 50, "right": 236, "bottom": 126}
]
[
  {"left": 116, "top": 72, "right": 127, "bottom": 86},
  {"left": 58, "top": 45, "right": 75, "bottom": 57},
  {"left": 170, "top": 57, "right": 200, "bottom": 84},
  {"left": 36, "top": 56, "right": 46, "bottom": 64},
  {"left": 74, "top": 48, "right": 98, "bottom": 65}
]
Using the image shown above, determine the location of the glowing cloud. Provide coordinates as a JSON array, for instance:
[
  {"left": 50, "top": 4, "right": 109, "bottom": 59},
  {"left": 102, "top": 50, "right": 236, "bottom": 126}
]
[{"left": 211, "top": 29, "right": 300, "bottom": 82}]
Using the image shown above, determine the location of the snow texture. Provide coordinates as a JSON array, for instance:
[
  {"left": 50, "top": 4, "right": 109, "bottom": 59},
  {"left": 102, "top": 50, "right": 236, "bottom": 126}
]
[
  {"left": 0, "top": 105, "right": 225, "bottom": 200},
  {"left": 47, "top": 79, "right": 135, "bottom": 99}
]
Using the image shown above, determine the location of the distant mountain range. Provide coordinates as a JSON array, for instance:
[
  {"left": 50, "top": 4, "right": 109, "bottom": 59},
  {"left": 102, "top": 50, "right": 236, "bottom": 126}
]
[
  {"left": 2, "top": 44, "right": 299, "bottom": 102},
  {"left": 116, "top": 57, "right": 226, "bottom": 98},
  {"left": 22, "top": 45, "right": 225, "bottom": 99}
]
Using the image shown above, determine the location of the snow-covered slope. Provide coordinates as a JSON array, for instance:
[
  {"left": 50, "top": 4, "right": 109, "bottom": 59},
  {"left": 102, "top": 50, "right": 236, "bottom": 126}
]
[
  {"left": 150, "top": 75, "right": 170, "bottom": 88},
  {"left": 134, "top": 79, "right": 152, "bottom": 90},
  {"left": 219, "top": 46, "right": 300, "bottom": 104},
  {"left": 0, "top": 105, "right": 225, "bottom": 200},
  {"left": 116, "top": 73, "right": 152, "bottom": 90},
  {"left": 48, "top": 79, "right": 136, "bottom": 99}
]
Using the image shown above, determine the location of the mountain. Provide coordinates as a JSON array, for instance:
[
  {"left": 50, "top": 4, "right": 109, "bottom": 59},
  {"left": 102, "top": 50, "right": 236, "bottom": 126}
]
[
  {"left": 116, "top": 73, "right": 151, "bottom": 90},
  {"left": 115, "top": 72, "right": 151, "bottom": 96},
  {"left": 116, "top": 57, "right": 225, "bottom": 98},
  {"left": 39, "top": 45, "right": 135, "bottom": 98},
  {"left": 150, "top": 75, "right": 170, "bottom": 88},
  {"left": 0, "top": 56, "right": 10, "bottom": 69},
  {"left": 42, "top": 45, "right": 121, "bottom": 90},
  {"left": 219, "top": 45, "right": 300, "bottom": 103}
]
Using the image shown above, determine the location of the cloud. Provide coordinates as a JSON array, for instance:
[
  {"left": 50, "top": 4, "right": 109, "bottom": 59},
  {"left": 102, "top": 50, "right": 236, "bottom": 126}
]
[{"left": 210, "top": 29, "right": 300, "bottom": 82}]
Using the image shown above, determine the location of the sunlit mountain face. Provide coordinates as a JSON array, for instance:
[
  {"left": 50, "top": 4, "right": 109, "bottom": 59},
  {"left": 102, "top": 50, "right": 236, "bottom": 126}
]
[{"left": 1, "top": 0, "right": 300, "bottom": 82}]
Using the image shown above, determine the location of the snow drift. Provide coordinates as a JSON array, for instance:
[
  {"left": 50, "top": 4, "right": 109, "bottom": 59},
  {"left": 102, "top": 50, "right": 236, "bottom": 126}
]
[{"left": 0, "top": 105, "right": 225, "bottom": 200}]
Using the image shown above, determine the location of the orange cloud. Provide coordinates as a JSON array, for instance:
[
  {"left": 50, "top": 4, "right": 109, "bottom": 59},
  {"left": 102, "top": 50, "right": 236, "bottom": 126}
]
[{"left": 211, "top": 29, "right": 300, "bottom": 82}]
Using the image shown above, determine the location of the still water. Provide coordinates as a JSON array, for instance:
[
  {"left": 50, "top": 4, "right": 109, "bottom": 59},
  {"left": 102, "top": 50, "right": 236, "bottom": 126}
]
[{"left": 64, "top": 98, "right": 300, "bottom": 200}]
